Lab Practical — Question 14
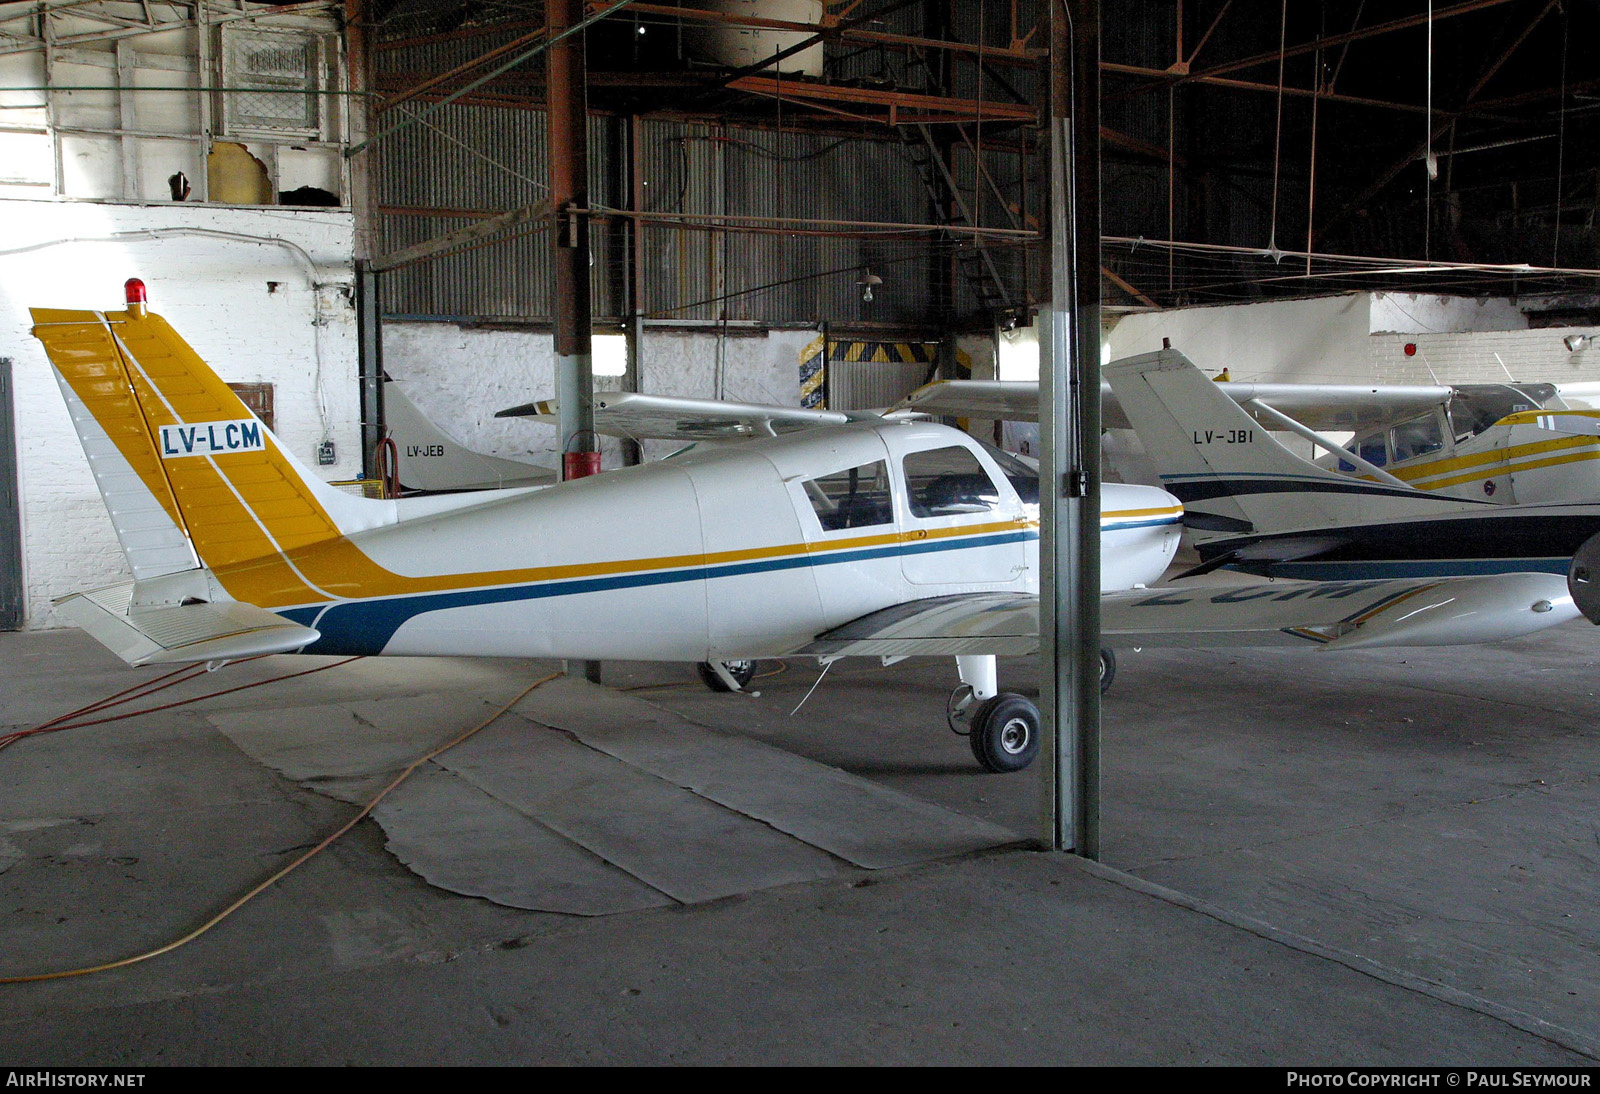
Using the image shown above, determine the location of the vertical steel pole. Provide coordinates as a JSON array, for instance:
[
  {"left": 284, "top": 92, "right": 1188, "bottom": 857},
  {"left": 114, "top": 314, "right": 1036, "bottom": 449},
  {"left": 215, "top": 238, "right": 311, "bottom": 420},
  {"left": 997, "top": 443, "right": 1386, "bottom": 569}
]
[
  {"left": 549, "top": 0, "right": 595, "bottom": 473},
  {"left": 548, "top": 0, "right": 600, "bottom": 683},
  {"left": 623, "top": 114, "right": 645, "bottom": 468},
  {"left": 1039, "top": 0, "right": 1102, "bottom": 856},
  {"left": 356, "top": 260, "right": 385, "bottom": 482}
]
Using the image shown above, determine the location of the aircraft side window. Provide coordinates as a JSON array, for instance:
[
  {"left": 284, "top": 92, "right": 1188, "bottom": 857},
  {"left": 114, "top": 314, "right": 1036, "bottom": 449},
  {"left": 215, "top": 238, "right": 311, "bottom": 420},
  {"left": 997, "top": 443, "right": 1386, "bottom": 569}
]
[
  {"left": 1342, "top": 431, "right": 1390, "bottom": 471},
  {"left": 903, "top": 446, "right": 1003, "bottom": 519},
  {"left": 1390, "top": 414, "right": 1445, "bottom": 463},
  {"left": 803, "top": 460, "right": 894, "bottom": 531}
]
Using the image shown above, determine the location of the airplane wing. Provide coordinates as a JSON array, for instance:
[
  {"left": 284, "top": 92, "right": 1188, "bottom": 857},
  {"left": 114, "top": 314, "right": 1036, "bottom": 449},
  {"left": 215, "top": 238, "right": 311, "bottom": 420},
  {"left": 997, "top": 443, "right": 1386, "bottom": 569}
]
[
  {"left": 53, "top": 582, "right": 320, "bottom": 666},
  {"left": 894, "top": 381, "right": 1043, "bottom": 425},
  {"left": 798, "top": 573, "right": 1576, "bottom": 658},
  {"left": 895, "top": 378, "right": 1451, "bottom": 431},
  {"left": 496, "top": 391, "right": 854, "bottom": 441}
]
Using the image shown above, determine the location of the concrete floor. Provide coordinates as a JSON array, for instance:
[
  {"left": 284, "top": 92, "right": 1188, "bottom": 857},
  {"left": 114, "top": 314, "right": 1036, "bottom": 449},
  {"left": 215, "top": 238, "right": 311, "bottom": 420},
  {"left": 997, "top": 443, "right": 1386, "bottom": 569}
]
[{"left": 2, "top": 620, "right": 1598, "bottom": 1065}]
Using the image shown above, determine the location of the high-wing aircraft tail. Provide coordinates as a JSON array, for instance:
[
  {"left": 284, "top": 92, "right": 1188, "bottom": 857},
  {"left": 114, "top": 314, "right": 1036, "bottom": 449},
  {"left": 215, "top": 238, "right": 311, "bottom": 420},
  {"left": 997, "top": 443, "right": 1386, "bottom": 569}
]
[
  {"left": 1103, "top": 348, "right": 1479, "bottom": 538},
  {"left": 31, "top": 282, "right": 396, "bottom": 582}
]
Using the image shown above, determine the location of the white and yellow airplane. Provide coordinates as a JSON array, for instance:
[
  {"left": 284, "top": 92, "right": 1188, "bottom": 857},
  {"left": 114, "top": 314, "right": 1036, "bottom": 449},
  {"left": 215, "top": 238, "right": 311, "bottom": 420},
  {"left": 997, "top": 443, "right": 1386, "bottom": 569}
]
[
  {"left": 1098, "top": 347, "right": 1600, "bottom": 614},
  {"left": 1313, "top": 386, "right": 1600, "bottom": 505},
  {"left": 899, "top": 373, "right": 1600, "bottom": 506},
  {"left": 27, "top": 281, "right": 1585, "bottom": 773}
]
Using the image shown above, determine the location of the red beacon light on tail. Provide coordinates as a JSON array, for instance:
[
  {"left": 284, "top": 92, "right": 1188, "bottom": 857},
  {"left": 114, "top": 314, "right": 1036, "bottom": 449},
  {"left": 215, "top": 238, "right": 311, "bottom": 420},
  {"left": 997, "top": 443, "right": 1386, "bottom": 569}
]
[{"left": 124, "top": 278, "right": 148, "bottom": 317}]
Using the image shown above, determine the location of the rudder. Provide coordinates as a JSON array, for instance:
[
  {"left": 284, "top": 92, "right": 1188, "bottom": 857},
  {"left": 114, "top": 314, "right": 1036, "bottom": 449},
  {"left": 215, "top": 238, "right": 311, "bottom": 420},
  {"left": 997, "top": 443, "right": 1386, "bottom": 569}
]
[
  {"left": 1104, "top": 348, "right": 1417, "bottom": 536},
  {"left": 32, "top": 291, "right": 394, "bottom": 584}
]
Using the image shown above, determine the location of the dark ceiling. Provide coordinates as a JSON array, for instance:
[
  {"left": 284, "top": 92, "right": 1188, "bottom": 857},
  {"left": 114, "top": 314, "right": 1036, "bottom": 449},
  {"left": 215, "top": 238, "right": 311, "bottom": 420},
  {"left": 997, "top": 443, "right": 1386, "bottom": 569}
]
[{"left": 363, "top": 1, "right": 1600, "bottom": 310}]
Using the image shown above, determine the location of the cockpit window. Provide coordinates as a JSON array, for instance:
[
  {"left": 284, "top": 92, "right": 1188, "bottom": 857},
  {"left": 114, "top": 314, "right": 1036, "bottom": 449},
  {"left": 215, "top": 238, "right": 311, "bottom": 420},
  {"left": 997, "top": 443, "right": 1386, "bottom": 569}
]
[
  {"left": 976, "top": 441, "right": 1039, "bottom": 504},
  {"left": 803, "top": 460, "right": 893, "bottom": 531},
  {"left": 1391, "top": 413, "right": 1445, "bottom": 463},
  {"left": 903, "top": 446, "right": 1004, "bottom": 518},
  {"left": 1448, "top": 384, "right": 1558, "bottom": 440}
]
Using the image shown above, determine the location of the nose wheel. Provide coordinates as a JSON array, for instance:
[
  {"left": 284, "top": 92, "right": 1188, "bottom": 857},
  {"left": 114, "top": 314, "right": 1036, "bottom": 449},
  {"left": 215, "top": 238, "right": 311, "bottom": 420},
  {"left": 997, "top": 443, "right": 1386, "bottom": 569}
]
[
  {"left": 947, "top": 649, "right": 1116, "bottom": 773},
  {"left": 966, "top": 693, "right": 1041, "bottom": 773}
]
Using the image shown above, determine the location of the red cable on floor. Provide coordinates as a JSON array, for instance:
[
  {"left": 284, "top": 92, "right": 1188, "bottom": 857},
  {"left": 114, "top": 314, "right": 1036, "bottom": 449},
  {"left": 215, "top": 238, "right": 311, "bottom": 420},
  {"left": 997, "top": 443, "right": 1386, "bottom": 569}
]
[
  {"left": 0, "top": 669, "right": 562, "bottom": 984},
  {"left": 0, "top": 656, "right": 362, "bottom": 752}
]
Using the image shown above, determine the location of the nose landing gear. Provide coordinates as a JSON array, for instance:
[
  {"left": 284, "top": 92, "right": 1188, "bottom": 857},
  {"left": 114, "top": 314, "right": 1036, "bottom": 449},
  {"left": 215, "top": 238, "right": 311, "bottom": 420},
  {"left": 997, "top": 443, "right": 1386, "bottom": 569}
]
[
  {"left": 947, "top": 650, "right": 1117, "bottom": 773},
  {"left": 696, "top": 660, "right": 758, "bottom": 692}
]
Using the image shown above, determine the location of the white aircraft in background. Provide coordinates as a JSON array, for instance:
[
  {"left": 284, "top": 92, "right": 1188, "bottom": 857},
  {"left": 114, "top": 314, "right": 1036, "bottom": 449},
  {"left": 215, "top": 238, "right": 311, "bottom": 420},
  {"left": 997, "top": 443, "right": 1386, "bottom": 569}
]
[
  {"left": 1310, "top": 382, "right": 1600, "bottom": 505},
  {"left": 1097, "top": 348, "right": 1600, "bottom": 621},
  {"left": 29, "top": 281, "right": 1584, "bottom": 774},
  {"left": 899, "top": 373, "right": 1600, "bottom": 506},
  {"left": 378, "top": 380, "right": 555, "bottom": 495}
]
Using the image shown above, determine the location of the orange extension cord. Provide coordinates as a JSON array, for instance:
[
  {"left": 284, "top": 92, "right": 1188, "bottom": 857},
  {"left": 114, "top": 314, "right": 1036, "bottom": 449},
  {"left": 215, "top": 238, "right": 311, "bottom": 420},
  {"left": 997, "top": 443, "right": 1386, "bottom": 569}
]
[{"left": 0, "top": 663, "right": 562, "bottom": 984}]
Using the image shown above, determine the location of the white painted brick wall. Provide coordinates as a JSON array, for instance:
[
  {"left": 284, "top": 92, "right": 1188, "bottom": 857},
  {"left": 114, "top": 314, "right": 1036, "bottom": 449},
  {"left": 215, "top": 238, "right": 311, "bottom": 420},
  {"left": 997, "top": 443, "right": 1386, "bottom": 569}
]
[
  {"left": 0, "top": 198, "right": 357, "bottom": 628},
  {"left": 1109, "top": 292, "right": 1600, "bottom": 391},
  {"left": 384, "top": 322, "right": 809, "bottom": 465},
  {"left": 1367, "top": 329, "right": 1600, "bottom": 388}
]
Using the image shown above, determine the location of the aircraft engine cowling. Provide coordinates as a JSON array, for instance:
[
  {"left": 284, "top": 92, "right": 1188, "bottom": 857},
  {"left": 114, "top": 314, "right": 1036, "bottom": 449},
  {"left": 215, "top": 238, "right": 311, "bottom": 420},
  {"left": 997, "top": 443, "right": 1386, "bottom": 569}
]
[{"left": 1569, "top": 532, "right": 1600, "bottom": 624}]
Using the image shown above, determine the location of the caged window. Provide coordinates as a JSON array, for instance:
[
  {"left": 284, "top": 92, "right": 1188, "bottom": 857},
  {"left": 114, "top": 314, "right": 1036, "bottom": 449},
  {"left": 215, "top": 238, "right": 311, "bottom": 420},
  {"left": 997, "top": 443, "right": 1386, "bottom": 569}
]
[{"left": 222, "top": 27, "right": 324, "bottom": 138}]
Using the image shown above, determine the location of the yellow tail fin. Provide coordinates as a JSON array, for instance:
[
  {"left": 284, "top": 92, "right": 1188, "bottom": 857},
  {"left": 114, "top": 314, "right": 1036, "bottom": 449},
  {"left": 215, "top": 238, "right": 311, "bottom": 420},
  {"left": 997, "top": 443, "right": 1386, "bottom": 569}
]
[{"left": 33, "top": 298, "right": 393, "bottom": 605}]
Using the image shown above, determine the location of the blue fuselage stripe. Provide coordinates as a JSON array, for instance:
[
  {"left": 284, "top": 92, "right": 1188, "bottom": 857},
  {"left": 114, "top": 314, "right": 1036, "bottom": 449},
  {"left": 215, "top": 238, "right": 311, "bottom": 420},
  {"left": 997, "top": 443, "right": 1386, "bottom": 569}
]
[{"left": 282, "top": 527, "right": 1057, "bottom": 655}]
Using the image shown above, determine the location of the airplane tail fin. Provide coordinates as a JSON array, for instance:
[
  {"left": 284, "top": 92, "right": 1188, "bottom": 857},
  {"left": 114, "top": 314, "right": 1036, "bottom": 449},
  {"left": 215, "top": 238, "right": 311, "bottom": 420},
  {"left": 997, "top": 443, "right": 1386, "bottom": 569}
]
[
  {"left": 1103, "top": 348, "right": 1418, "bottom": 536},
  {"left": 31, "top": 287, "right": 394, "bottom": 584}
]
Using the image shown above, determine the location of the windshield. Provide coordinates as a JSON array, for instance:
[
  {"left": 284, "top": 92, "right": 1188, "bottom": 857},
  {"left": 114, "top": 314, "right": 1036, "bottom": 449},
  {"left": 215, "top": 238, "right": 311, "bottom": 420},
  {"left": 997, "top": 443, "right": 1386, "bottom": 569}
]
[
  {"left": 977, "top": 440, "right": 1039, "bottom": 504},
  {"left": 1448, "top": 384, "right": 1558, "bottom": 439}
]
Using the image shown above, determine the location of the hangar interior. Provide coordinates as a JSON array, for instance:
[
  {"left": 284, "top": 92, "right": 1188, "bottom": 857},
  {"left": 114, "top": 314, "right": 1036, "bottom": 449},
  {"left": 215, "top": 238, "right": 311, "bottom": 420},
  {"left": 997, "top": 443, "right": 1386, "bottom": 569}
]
[{"left": 3, "top": 0, "right": 1600, "bottom": 1066}]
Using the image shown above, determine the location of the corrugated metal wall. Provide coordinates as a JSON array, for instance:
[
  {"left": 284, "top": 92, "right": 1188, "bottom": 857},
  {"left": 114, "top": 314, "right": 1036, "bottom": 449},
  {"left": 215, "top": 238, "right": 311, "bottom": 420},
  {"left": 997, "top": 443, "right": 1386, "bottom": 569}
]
[
  {"left": 371, "top": 3, "right": 1055, "bottom": 326},
  {"left": 377, "top": 110, "right": 944, "bottom": 325}
]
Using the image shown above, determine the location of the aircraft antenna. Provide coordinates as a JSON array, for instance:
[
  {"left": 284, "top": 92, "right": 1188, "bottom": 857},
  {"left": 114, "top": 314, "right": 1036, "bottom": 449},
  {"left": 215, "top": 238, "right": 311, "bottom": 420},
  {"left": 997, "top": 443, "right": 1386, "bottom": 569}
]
[{"left": 789, "top": 660, "right": 834, "bottom": 717}]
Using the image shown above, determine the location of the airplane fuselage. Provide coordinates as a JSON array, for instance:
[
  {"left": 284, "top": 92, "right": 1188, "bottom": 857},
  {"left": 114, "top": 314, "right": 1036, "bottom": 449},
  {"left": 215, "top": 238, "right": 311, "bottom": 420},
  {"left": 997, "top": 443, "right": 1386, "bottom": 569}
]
[{"left": 259, "top": 422, "right": 1183, "bottom": 662}]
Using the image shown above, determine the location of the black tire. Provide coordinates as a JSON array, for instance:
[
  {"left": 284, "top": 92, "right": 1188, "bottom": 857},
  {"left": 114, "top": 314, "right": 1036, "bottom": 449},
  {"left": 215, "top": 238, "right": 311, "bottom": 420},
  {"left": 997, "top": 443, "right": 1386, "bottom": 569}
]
[
  {"left": 1100, "top": 648, "right": 1117, "bottom": 695},
  {"left": 696, "top": 660, "right": 758, "bottom": 692},
  {"left": 968, "top": 693, "right": 1041, "bottom": 773}
]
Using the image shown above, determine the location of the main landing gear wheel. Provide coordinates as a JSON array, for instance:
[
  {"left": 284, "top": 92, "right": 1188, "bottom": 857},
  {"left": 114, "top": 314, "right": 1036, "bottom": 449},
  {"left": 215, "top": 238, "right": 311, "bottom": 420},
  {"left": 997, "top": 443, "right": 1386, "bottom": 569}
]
[
  {"left": 1100, "top": 648, "right": 1117, "bottom": 695},
  {"left": 696, "top": 660, "right": 758, "bottom": 692},
  {"left": 968, "top": 693, "right": 1041, "bottom": 773}
]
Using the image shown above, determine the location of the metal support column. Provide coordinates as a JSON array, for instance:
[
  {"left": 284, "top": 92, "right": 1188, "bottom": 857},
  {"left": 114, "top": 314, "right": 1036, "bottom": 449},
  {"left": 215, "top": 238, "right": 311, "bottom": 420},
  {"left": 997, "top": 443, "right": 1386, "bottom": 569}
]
[
  {"left": 1038, "top": 0, "right": 1102, "bottom": 857},
  {"left": 548, "top": 0, "right": 600, "bottom": 683},
  {"left": 623, "top": 118, "right": 644, "bottom": 467},
  {"left": 0, "top": 358, "right": 23, "bottom": 631},
  {"left": 355, "top": 260, "right": 385, "bottom": 482},
  {"left": 549, "top": 0, "right": 595, "bottom": 472}
]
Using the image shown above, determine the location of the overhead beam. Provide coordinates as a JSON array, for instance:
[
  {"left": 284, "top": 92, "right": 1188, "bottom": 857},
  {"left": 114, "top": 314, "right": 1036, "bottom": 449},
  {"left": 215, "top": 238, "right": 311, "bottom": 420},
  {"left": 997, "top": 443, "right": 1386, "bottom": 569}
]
[
  {"left": 1314, "top": 0, "right": 1557, "bottom": 244},
  {"left": 1156, "top": 0, "right": 1522, "bottom": 91},
  {"left": 367, "top": 200, "right": 550, "bottom": 272},
  {"left": 376, "top": 25, "right": 547, "bottom": 113}
]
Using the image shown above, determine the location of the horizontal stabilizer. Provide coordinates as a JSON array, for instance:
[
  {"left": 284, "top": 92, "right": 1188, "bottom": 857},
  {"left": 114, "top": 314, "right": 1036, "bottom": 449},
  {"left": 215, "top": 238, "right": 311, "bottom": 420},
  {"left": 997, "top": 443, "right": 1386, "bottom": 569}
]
[{"left": 53, "top": 582, "right": 320, "bottom": 665}]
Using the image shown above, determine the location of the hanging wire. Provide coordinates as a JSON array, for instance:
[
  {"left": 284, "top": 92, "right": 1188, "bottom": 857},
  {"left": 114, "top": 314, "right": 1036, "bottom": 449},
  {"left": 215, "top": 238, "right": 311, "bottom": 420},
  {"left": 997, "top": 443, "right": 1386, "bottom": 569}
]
[
  {"left": 1552, "top": 2, "right": 1570, "bottom": 267},
  {"left": 1265, "top": 0, "right": 1288, "bottom": 259},
  {"left": 1424, "top": 0, "right": 1438, "bottom": 261}
]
